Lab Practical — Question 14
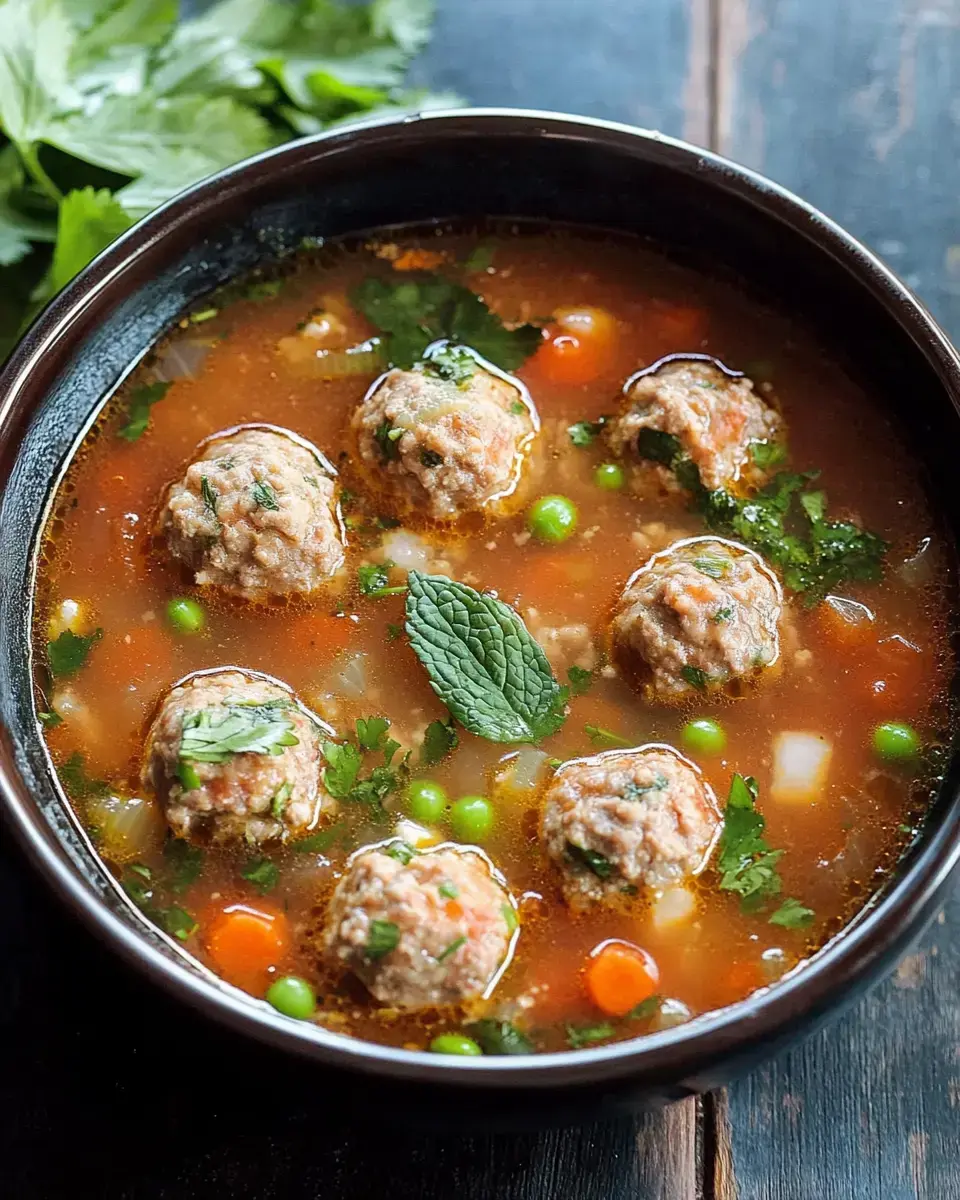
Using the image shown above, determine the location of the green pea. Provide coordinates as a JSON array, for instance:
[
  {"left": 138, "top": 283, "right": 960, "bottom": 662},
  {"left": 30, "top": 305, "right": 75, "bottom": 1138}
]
[
  {"left": 429, "top": 1033, "right": 483, "bottom": 1057},
  {"left": 681, "top": 718, "right": 727, "bottom": 756},
  {"left": 593, "top": 462, "right": 625, "bottom": 491},
  {"left": 167, "top": 596, "right": 205, "bottom": 634},
  {"left": 527, "top": 494, "right": 578, "bottom": 543},
  {"left": 266, "top": 975, "right": 316, "bottom": 1020},
  {"left": 873, "top": 721, "right": 921, "bottom": 761},
  {"left": 406, "top": 778, "right": 448, "bottom": 824},
  {"left": 450, "top": 795, "right": 495, "bottom": 842}
]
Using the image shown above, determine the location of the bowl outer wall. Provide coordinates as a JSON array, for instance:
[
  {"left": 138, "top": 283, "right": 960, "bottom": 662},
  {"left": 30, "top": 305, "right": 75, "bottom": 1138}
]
[{"left": 1, "top": 109, "right": 959, "bottom": 1101}]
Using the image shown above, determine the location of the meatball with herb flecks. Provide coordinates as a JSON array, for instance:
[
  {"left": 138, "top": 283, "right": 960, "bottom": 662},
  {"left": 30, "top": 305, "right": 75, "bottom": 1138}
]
[
  {"left": 142, "top": 670, "right": 331, "bottom": 845},
  {"left": 612, "top": 537, "right": 783, "bottom": 702},
  {"left": 322, "top": 844, "right": 517, "bottom": 1009},
  {"left": 350, "top": 343, "right": 537, "bottom": 522},
  {"left": 160, "top": 426, "right": 344, "bottom": 600},
  {"left": 607, "top": 355, "right": 781, "bottom": 492},
  {"left": 541, "top": 745, "right": 720, "bottom": 908}
]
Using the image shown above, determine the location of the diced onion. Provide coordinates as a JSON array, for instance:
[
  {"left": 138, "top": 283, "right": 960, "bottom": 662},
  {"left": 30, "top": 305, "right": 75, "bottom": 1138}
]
[
  {"left": 653, "top": 998, "right": 692, "bottom": 1030},
  {"left": 395, "top": 819, "right": 440, "bottom": 849},
  {"left": 899, "top": 537, "right": 934, "bottom": 588},
  {"left": 86, "top": 794, "right": 165, "bottom": 863},
  {"left": 770, "top": 731, "right": 833, "bottom": 804},
  {"left": 498, "top": 747, "right": 549, "bottom": 793},
  {"left": 48, "top": 598, "right": 84, "bottom": 639},
  {"left": 328, "top": 652, "right": 367, "bottom": 700},
  {"left": 650, "top": 885, "right": 697, "bottom": 930},
  {"left": 381, "top": 530, "right": 431, "bottom": 572},
  {"left": 155, "top": 339, "right": 213, "bottom": 382}
]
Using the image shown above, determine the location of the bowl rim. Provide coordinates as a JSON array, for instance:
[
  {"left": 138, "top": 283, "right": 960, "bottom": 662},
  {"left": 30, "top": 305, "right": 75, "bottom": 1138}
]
[{"left": 3, "top": 106, "right": 960, "bottom": 1089}]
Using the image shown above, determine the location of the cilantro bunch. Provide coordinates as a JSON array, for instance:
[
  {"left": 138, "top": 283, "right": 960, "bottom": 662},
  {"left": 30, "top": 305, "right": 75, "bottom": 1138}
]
[{"left": 0, "top": 0, "right": 454, "bottom": 359}]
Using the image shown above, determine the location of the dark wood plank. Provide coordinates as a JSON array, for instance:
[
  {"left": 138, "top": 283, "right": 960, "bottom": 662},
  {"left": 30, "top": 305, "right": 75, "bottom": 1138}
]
[
  {"left": 715, "top": 1, "right": 960, "bottom": 1194},
  {"left": 0, "top": 3, "right": 714, "bottom": 1198}
]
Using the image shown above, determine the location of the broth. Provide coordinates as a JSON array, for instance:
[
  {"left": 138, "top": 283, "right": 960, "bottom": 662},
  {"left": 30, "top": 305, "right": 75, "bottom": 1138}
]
[{"left": 33, "top": 225, "right": 953, "bottom": 1054}]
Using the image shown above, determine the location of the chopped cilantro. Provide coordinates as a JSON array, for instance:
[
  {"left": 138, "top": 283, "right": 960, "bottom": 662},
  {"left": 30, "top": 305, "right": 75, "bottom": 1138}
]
[
  {"left": 356, "top": 716, "right": 392, "bottom": 752},
  {"left": 386, "top": 622, "right": 403, "bottom": 642},
  {"left": 189, "top": 308, "right": 218, "bottom": 325},
  {"left": 321, "top": 741, "right": 363, "bottom": 799},
  {"left": 750, "top": 440, "right": 788, "bottom": 469},
  {"left": 421, "top": 718, "right": 459, "bottom": 766},
  {"left": 358, "top": 561, "right": 406, "bottom": 598},
  {"left": 568, "top": 418, "right": 608, "bottom": 447},
  {"left": 510, "top": 400, "right": 527, "bottom": 415},
  {"left": 293, "top": 822, "right": 344, "bottom": 855},
  {"left": 421, "top": 343, "right": 477, "bottom": 386},
  {"left": 117, "top": 381, "right": 171, "bottom": 442},
  {"left": 465, "top": 1018, "right": 534, "bottom": 1056},
  {"left": 200, "top": 476, "right": 219, "bottom": 520},
  {"left": 463, "top": 243, "right": 495, "bottom": 273},
  {"left": 48, "top": 627, "right": 102, "bottom": 677},
  {"left": 566, "top": 1022, "right": 615, "bottom": 1049},
  {"left": 241, "top": 857, "right": 280, "bottom": 895},
  {"left": 769, "top": 897, "right": 815, "bottom": 929},
  {"left": 567, "top": 665, "right": 593, "bottom": 696},
  {"left": 502, "top": 903, "right": 519, "bottom": 934},
  {"left": 680, "top": 665, "right": 710, "bottom": 692},
  {"left": 712, "top": 606, "right": 734, "bottom": 624},
  {"left": 366, "top": 919, "right": 400, "bottom": 960},
  {"left": 163, "top": 839, "right": 204, "bottom": 895},
  {"left": 585, "top": 724, "right": 631, "bottom": 748},
  {"left": 636, "top": 428, "right": 683, "bottom": 465},
  {"left": 626, "top": 995, "right": 662, "bottom": 1021},
  {"left": 566, "top": 843, "right": 613, "bottom": 879},
  {"left": 159, "top": 906, "right": 198, "bottom": 941},
  {"left": 244, "top": 280, "right": 284, "bottom": 302},
  {"left": 436, "top": 935, "right": 467, "bottom": 962},
  {"left": 693, "top": 553, "right": 729, "bottom": 579},
  {"left": 271, "top": 781, "right": 293, "bottom": 819},
  {"left": 350, "top": 275, "right": 542, "bottom": 371},
  {"left": 385, "top": 841, "right": 416, "bottom": 865},
  {"left": 39, "top": 709, "right": 63, "bottom": 729},
  {"left": 623, "top": 774, "right": 668, "bottom": 800},
  {"left": 180, "top": 703, "right": 298, "bottom": 763},
  {"left": 251, "top": 479, "right": 280, "bottom": 511},
  {"left": 373, "top": 419, "right": 404, "bottom": 462},
  {"left": 438, "top": 881, "right": 460, "bottom": 900}
]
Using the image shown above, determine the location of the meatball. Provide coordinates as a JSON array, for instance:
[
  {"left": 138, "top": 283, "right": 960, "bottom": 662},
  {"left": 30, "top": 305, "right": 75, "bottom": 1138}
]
[
  {"left": 142, "top": 670, "right": 330, "bottom": 845},
  {"left": 160, "top": 426, "right": 344, "bottom": 600},
  {"left": 611, "top": 537, "right": 782, "bottom": 702},
  {"left": 541, "top": 745, "right": 720, "bottom": 908},
  {"left": 350, "top": 350, "right": 537, "bottom": 521},
  {"left": 607, "top": 355, "right": 781, "bottom": 492},
  {"left": 323, "top": 845, "right": 516, "bottom": 1009}
]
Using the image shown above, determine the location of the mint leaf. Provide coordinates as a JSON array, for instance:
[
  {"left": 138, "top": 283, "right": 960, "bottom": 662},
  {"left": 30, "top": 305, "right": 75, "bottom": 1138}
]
[
  {"left": 351, "top": 274, "right": 542, "bottom": 371},
  {"left": 179, "top": 702, "right": 299, "bottom": 763},
  {"left": 117, "top": 380, "right": 171, "bottom": 441},
  {"left": 405, "top": 571, "right": 567, "bottom": 744},
  {"left": 48, "top": 626, "right": 102, "bottom": 676}
]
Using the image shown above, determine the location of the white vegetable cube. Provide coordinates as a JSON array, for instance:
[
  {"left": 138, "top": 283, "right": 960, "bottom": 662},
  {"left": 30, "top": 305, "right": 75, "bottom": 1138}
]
[
  {"left": 47, "top": 598, "right": 87, "bottom": 639},
  {"left": 85, "top": 794, "right": 165, "bottom": 863},
  {"left": 770, "top": 732, "right": 833, "bottom": 804},
  {"left": 395, "top": 819, "right": 440, "bottom": 849},
  {"left": 650, "top": 885, "right": 698, "bottom": 930}
]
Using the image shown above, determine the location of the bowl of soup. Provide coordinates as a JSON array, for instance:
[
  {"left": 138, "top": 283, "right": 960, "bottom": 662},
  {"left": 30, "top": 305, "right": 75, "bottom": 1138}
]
[{"left": 2, "top": 109, "right": 959, "bottom": 1114}]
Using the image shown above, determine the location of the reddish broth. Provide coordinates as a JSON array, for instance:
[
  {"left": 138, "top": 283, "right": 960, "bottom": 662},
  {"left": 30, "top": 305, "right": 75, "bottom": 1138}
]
[{"left": 34, "top": 226, "right": 953, "bottom": 1053}]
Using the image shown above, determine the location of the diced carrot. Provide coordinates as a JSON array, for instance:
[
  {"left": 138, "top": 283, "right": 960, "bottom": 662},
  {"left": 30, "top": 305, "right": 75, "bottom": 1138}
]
[
  {"left": 444, "top": 899, "right": 464, "bottom": 920},
  {"left": 392, "top": 248, "right": 447, "bottom": 272},
  {"left": 204, "top": 901, "right": 291, "bottom": 993},
  {"left": 585, "top": 940, "right": 659, "bottom": 1017},
  {"left": 530, "top": 306, "right": 618, "bottom": 386},
  {"left": 284, "top": 609, "right": 354, "bottom": 665}
]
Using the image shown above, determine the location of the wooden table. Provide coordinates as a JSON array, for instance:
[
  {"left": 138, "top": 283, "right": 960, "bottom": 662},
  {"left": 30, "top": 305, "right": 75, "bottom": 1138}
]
[{"left": 3, "top": 1, "right": 959, "bottom": 1195}]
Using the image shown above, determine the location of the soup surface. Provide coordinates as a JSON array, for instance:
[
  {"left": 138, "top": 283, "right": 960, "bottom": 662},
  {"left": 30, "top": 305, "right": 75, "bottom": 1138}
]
[{"left": 33, "top": 225, "right": 953, "bottom": 1056}]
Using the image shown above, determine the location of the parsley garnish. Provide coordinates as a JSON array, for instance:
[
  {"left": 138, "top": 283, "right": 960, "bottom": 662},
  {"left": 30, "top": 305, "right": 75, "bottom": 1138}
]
[
  {"left": 420, "top": 718, "right": 459, "bottom": 765},
  {"left": 436, "top": 935, "right": 467, "bottom": 962},
  {"left": 568, "top": 418, "right": 608, "bottom": 447},
  {"left": 750, "top": 440, "right": 788, "bottom": 469},
  {"left": 680, "top": 665, "right": 710, "bottom": 692},
  {"left": 356, "top": 716, "right": 392, "bottom": 751},
  {"left": 385, "top": 841, "right": 416, "bottom": 865},
  {"left": 48, "top": 627, "right": 102, "bottom": 677},
  {"left": 405, "top": 572, "right": 567, "bottom": 744},
  {"left": 241, "top": 857, "right": 280, "bottom": 894},
  {"left": 321, "top": 718, "right": 409, "bottom": 815},
  {"left": 567, "top": 665, "right": 593, "bottom": 696},
  {"left": 438, "top": 881, "right": 459, "bottom": 900},
  {"left": 566, "top": 843, "right": 613, "bottom": 879},
  {"left": 366, "top": 919, "right": 399, "bottom": 960},
  {"left": 373, "top": 420, "right": 403, "bottom": 462},
  {"left": 465, "top": 1019, "right": 534, "bottom": 1056},
  {"left": 623, "top": 774, "right": 668, "bottom": 800},
  {"left": 769, "top": 897, "right": 815, "bottom": 929},
  {"left": 358, "top": 561, "right": 406, "bottom": 598},
  {"left": 121, "top": 864, "right": 197, "bottom": 942},
  {"left": 420, "top": 342, "right": 477, "bottom": 386},
  {"left": 200, "top": 476, "right": 219, "bottom": 519},
  {"left": 693, "top": 553, "right": 729, "bottom": 579},
  {"left": 566, "top": 1022, "right": 615, "bottom": 1049},
  {"left": 39, "top": 709, "right": 63, "bottom": 729},
  {"left": 117, "top": 381, "right": 171, "bottom": 442},
  {"left": 179, "top": 702, "right": 299, "bottom": 763},
  {"left": 351, "top": 275, "right": 542, "bottom": 370},
  {"left": 585, "top": 724, "right": 630, "bottom": 748},
  {"left": 251, "top": 479, "right": 280, "bottom": 511}
]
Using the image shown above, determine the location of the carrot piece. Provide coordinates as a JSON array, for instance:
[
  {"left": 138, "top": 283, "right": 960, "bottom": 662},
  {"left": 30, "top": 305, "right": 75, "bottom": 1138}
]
[
  {"left": 585, "top": 940, "right": 659, "bottom": 1017},
  {"left": 392, "top": 248, "right": 446, "bottom": 271},
  {"left": 532, "top": 332, "right": 602, "bottom": 385},
  {"left": 204, "top": 902, "right": 291, "bottom": 993}
]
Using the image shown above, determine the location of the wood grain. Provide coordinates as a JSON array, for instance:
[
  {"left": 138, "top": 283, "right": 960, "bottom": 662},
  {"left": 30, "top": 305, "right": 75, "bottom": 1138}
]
[{"left": 715, "top": 1, "right": 960, "bottom": 1194}]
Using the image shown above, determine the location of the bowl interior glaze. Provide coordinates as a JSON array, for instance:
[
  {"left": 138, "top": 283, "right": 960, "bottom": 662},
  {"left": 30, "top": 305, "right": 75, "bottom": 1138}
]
[{"left": 1, "top": 111, "right": 959, "bottom": 1107}]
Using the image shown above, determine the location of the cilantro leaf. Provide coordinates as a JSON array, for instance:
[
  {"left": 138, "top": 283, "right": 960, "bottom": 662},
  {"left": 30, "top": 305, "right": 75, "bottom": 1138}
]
[
  {"left": 420, "top": 717, "right": 458, "bottom": 765},
  {"left": 584, "top": 724, "right": 630, "bottom": 748},
  {"left": 241, "top": 856, "right": 279, "bottom": 894},
  {"left": 321, "top": 740, "right": 363, "bottom": 798},
  {"left": 366, "top": 918, "right": 399, "bottom": 959},
  {"left": 626, "top": 995, "right": 662, "bottom": 1021},
  {"left": 385, "top": 840, "right": 416, "bottom": 864},
  {"left": 566, "top": 843, "right": 613, "bottom": 878},
  {"left": 567, "top": 665, "right": 593, "bottom": 696},
  {"left": 117, "top": 380, "right": 171, "bottom": 441},
  {"left": 567, "top": 418, "right": 607, "bottom": 447},
  {"left": 465, "top": 1018, "right": 534, "bottom": 1056},
  {"left": 32, "top": 187, "right": 133, "bottom": 308},
  {"left": 293, "top": 821, "right": 344, "bottom": 854},
  {"left": 404, "top": 571, "right": 567, "bottom": 744},
  {"left": 565, "top": 1022, "right": 615, "bottom": 1049},
  {"left": 251, "top": 478, "right": 280, "bottom": 510},
  {"left": 769, "top": 897, "right": 815, "bottom": 929},
  {"left": 358, "top": 560, "right": 405, "bottom": 597},
  {"left": 48, "top": 626, "right": 102, "bottom": 676},
  {"left": 179, "top": 702, "right": 299, "bottom": 763},
  {"left": 420, "top": 341, "right": 477, "bottom": 385},
  {"left": 350, "top": 274, "right": 542, "bottom": 371},
  {"left": 356, "top": 715, "right": 391, "bottom": 751}
]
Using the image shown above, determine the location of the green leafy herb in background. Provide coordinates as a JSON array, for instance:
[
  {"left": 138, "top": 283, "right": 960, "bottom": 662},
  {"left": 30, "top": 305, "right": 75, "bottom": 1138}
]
[
  {"left": 0, "top": 0, "right": 456, "bottom": 360},
  {"left": 47, "top": 626, "right": 102, "bottom": 676}
]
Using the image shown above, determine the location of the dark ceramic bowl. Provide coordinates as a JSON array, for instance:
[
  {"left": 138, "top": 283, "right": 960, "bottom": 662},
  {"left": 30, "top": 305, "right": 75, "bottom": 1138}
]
[{"left": 2, "top": 110, "right": 959, "bottom": 1118}]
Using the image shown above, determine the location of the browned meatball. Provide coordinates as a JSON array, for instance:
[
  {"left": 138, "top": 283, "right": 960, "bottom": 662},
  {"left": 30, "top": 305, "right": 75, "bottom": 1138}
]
[
  {"left": 611, "top": 537, "right": 783, "bottom": 702},
  {"left": 607, "top": 355, "right": 781, "bottom": 492},
  {"left": 142, "top": 670, "right": 332, "bottom": 845},
  {"left": 160, "top": 426, "right": 344, "bottom": 600},
  {"left": 541, "top": 745, "right": 720, "bottom": 908},
  {"left": 350, "top": 348, "right": 537, "bottom": 521},
  {"left": 323, "top": 845, "right": 517, "bottom": 1009}
]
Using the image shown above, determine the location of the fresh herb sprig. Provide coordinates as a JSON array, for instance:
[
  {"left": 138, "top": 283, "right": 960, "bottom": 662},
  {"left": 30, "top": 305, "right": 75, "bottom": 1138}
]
[
  {"left": 0, "top": 0, "right": 455, "bottom": 361},
  {"left": 321, "top": 715, "right": 408, "bottom": 816}
]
